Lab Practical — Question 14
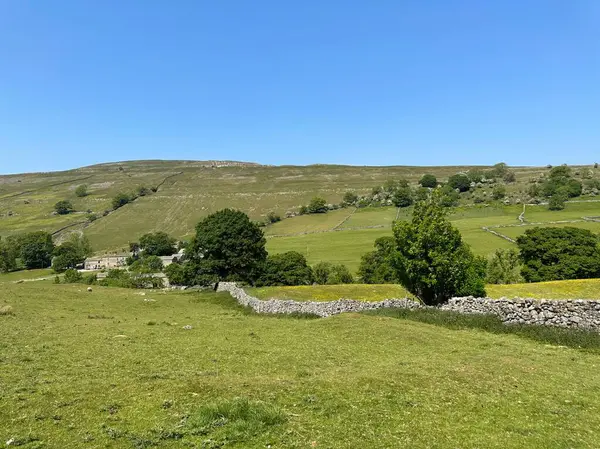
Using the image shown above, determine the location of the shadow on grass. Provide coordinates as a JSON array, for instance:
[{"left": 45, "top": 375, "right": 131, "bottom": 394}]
[
  {"left": 188, "top": 291, "right": 320, "bottom": 319},
  {"left": 363, "top": 308, "right": 600, "bottom": 352}
]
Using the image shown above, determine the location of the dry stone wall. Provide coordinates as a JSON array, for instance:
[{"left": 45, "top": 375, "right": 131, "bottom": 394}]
[{"left": 217, "top": 282, "right": 600, "bottom": 331}]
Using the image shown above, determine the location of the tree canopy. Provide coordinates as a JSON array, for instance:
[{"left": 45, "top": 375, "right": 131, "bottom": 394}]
[
  {"left": 186, "top": 209, "right": 267, "bottom": 286},
  {"left": 419, "top": 174, "right": 437, "bottom": 188},
  {"left": 19, "top": 231, "right": 55, "bottom": 269},
  {"left": 358, "top": 236, "right": 397, "bottom": 284},
  {"left": 517, "top": 227, "right": 600, "bottom": 282},
  {"left": 139, "top": 232, "right": 177, "bottom": 256},
  {"left": 258, "top": 251, "right": 314, "bottom": 286},
  {"left": 392, "top": 191, "right": 486, "bottom": 305},
  {"left": 447, "top": 173, "right": 471, "bottom": 192},
  {"left": 54, "top": 200, "right": 74, "bottom": 215}
]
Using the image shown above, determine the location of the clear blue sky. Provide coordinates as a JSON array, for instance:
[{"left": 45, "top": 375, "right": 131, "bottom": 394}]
[{"left": 1, "top": 1, "right": 599, "bottom": 174}]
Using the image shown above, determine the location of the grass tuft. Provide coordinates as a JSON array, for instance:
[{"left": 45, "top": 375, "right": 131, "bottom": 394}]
[
  {"left": 185, "top": 397, "right": 286, "bottom": 444},
  {"left": 365, "top": 307, "right": 600, "bottom": 352}
]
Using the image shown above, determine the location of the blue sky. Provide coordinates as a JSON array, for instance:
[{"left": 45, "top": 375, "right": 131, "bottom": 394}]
[{"left": 1, "top": 1, "right": 599, "bottom": 174}]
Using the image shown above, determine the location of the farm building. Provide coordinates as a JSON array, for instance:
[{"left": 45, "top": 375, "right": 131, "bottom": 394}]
[{"left": 84, "top": 254, "right": 128, "bottom": 270}]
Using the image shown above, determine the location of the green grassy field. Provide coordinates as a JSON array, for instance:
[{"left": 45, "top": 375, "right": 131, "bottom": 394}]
[
  {"left": 248, "top": 284, "right": 414, "bottom": 301},
  {"left": 0, "top": 268, "right": 54, "bottom": 283},
  {"left": 487, "top": 278, "right": 600, "bottom": 300},
  {"left": 2, "top": 282, "right": 600, "bottom": 448}
]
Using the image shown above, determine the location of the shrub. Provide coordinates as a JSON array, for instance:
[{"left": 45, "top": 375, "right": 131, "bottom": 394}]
[
  {"left": 486, "top": 249, "right": 522, "bottom": 284},
  {"left": 54, "top": 200, "right": 74, "bottom": 215},
  {"left": 358, "top": 236, "right": 397, "bottom": 284},
  {"left": 111, "top": 193, "right": 131, "bottom": 210},
  {"left": 467, "top": 169, "right": 485, "bottom": 183},
  {"left": 342, "top": 191, "right": 358, "bottom": 206},
  {"left": 136, "top": 185, "right": 151, "bottom": 197},
  {"left": 64, "top": 268, "right": 83, "bottom": 283},
  {"left": 75, "top": 184, "right": 88, "bottom": 197},
  {"left": 517, "top": 227, "right": 600, "bottom": 282},
  {"left": 393, "top": 190, "right": 486, "bottom": 305},
  {"left": 492, "top": 185, "right": 506, "bottom": 200},
  {"left": 308, "top": 197, "right": 328, "bottom": 214},
  {"left": 419, "top": 174, "right": 437, "bottom": 188},
  {"left": 266, "top": 211, "right": 281, "bottom": 224},
  {"left": 298, "top": 205, "right": 308, "bottom": 215},
  {"left": 258, "top": 251, "right": 313, "bottom": 286},
  {"left": 503, "top": 171, "right": 516, "bottom": 183},
  {"left": 86, "top": 213, "right": 98, "bottom": 222},
  {"left": 448, "top": 173, "right": 471, "bottom": 192},
  {"left": 595, "top": 162, "right": 599, "bottom": 169},
  {"left": 391, "top": 187, "right": 413, "bottom": 208},
  {"left": 327, "top": 264, "right": 354, "bottom": 284},
  {"left": 548, "top": 193, "right": 566, "bottom": 211},
  {"left": 439, "top": 185, "right": 460, "bottom": 207}
]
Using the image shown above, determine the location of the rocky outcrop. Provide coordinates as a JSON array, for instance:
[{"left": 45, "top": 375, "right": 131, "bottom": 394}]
[{"left": 216, "top": 283, "right": 600, "bottom": 331}]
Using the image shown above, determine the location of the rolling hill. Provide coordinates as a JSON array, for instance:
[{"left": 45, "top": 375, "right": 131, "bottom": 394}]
[{"left": 2, "top": 160, "right": 600, "bottom": 272}]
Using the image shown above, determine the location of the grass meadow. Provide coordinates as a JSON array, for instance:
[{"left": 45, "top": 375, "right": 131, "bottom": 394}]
[{"left": 3, "top": 282, "right": 600, "bottom": 448}]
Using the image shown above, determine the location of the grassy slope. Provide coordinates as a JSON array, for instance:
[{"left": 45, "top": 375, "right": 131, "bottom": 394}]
[
  {"left": 2, "top": 283, "right": 600, "bottom": 448},
  {"left": 488, "top": 278, "right": 600, "bottom": 300},
  {"left": 2, "top": 161, "right": 600, "bottom": 263}
]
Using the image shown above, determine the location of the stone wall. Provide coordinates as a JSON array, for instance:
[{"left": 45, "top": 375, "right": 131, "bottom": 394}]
[
  {"left": 216, "top": 282, "right": 419, "bottom": 317},
  {"left": 442, "top": 297, "right": 600, "bottom": 331},
  {"left": 216, "top": 282, "right": 600, "bottom": 331}
]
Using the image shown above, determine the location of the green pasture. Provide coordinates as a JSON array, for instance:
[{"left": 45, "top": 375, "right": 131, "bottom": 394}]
[
  {"left": 248, "top": 284, "right": 414, "bottom": 301},
  {"left": 2, "top": 282, "right": 600, "bottom": 448},
  {"left": 494, "top": 221, "right": 600, "bottom": 241},
  {"left": 488, "top": 278, "right": 600, "bottom": 300}
]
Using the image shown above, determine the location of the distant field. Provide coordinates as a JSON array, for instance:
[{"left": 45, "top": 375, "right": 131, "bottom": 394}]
[
  {"left": 3, "top": 282, "right": 600, "bottom": 447},
  {"left": 248, "top": 284, "right": 414, "bottom": 301},
  {"left": 488, "top": 278, "right": 600, "bottom": 300},
  {"left": 0, "top": 268, "right": 54, "bottom": 282},
  {"left": 493, "top": 221, "right": 600, "bottom": 241}
]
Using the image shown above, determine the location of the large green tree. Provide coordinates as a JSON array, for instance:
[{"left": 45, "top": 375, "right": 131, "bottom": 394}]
[
  {"left": 392, "top": 191, "right": 486, "bottom": 305},
  {"left": 20, "top": 231, "right": 55, "bottom": 269},
  {"left": 0, "top": 236, "right": 19, "bottom": 273},
  {"left": 517, "top": 227, "right": 600, "bottom": 282},
  {"left": 139, "top": 232, "right": 177, "bottom": 256},
  {"left": 186, "top": 209, "right": 267, "bottom": 287}
]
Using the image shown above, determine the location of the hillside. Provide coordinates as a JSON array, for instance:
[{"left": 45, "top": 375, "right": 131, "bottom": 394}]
[{"left": 2, "top": 160, "right": 600, "bottom": 268}]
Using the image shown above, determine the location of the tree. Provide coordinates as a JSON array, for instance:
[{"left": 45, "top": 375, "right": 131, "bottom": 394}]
[
  {"left": 447, "top": 174, "right": 471, "bottom": 192},
  {"left": 414, "top": 187, "right": 430, "bottom": 202},
  {"left": 313, "top": 262, "right": 332, "bottom": 285},
  {"left": 342, "top": 191, "right": 358, "bottom": 206},
  {"left": 392, "top": 187, "right": 413, "bottom": 208},
  {"left": 419, "top": 174, "right": 437, "bottom": 188},
  {"left": 52, "top": 242, "right": 82, "bottom": 272},
  {"left": 517, "top": 227, "right": 600, "bottom": 282},
  {"left": 548, "top": 193, "right": 566, "bottom": 211},
  {"left": 358, "top": 236, "right": 397, "bottom": 284},
  {"left": 488, "top": 162, "right": 508, "bottom": 179},
  {"left": 486, "top": 249, "right": 522, "bottom": 284},
  {"left": 19, "top": 231, "right": 55, "bottom": 269},
  {"left": 68, "top": 233, "right": 93, "bottom": 258},
  {"left": 0, "top": 236, "right": 19, "bottom": 273},
  {"left": 327, "top": 264, "right": 354, "bottom": 284},
  {"left": 492, "top": 185, "right": 506, "bottom": 200},
  {"left": 75, "top": 184, "right": 88, "bottom": 197},
  {"left": 308, "top": 197, "right": 328, "bottom": 214},
  {"left": 258, "top": 251, "right": 313, "bottom": 286},
  {"left": 136, "top": 186, "right": 151, "bottom": 197},
  {"left": 63, "top": 268, "right": 83, "bottom": 283},
  {"left": 139, "top": 232, "right": 177, "bottom": 256},
  {"left": 112, "top": 193, "right": 131, "bottom": 210},
  {"left": 186, "top": 209, "right": 267, "bottom": 287},
  {"left": 54, "top": 200, "right": 74, "bottom": 215},
  {"left": 129, "top": 255, "right": 164, "bottom": 273},
  {"left": 165, "top": 263, "right": 187, "bottom": 285},
  {"left": 392, "top": 191, "right": 486, "bottom": 305},
  {"left": 542, "top": 165, "right": 582, "bottom": 198},
  {"left": 467, "top": 169, "right": 485, "bottom": 184}
]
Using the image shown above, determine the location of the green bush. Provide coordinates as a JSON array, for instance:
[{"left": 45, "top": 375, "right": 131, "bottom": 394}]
[
  {"left": 391, "top": 187, "right": 413, "bottom": 208},
  {"left": 486, "top": 249, "right": 522, "bottom": 284},
  {"left": 312, "top": 262, "right": 332, "bottom": 285},
  {"left": 447, "top": 173, "right": 471, "bottom": 192},
  {"left": 358, "top": 236, "right": 397, "bottom": 284},
  {"left": 327, "top": 264, "right": 354, "bottom": 284},
  {"left": 308, "top": 197, "right": 328, "bottom": 214},
  {"left": 75, "top": 184, "right": 88, "bottom": 197},
  {"left": 64, "top": 268, "right": 83, "bottom": 283},
  {"left": 258, "top": 251, "right": 313, "bottom": 286},
  {"left": 342, "top": 191, "right": 358, "bottom": 206},
  {"left": 419, "top": 174, "right": 437, "bottom": 188},
  {"left": 139, "top": 232, "right": 176, "bottom": 256},
  {"left": 492, "top": 185, "right": 506, "bottom": 200},
  {"left": 111, "top": 193, "right": 131, "bottom": 210},
  {"left": 54, "top": 200, "right": 74, "bottom": 215}
]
